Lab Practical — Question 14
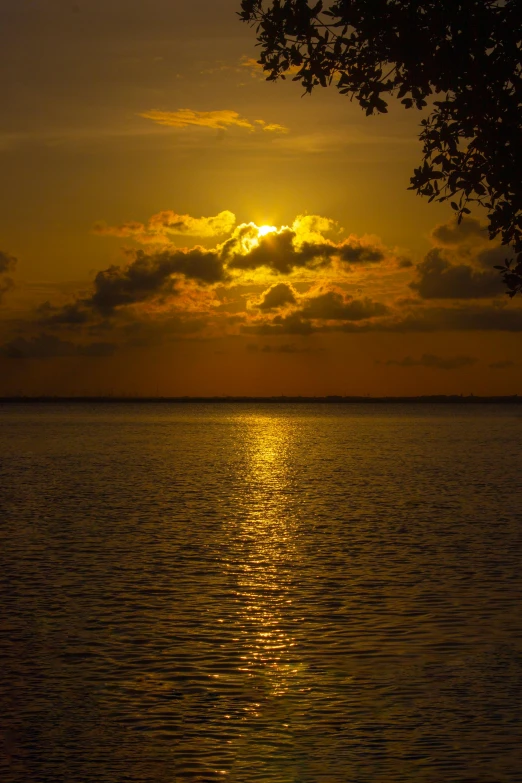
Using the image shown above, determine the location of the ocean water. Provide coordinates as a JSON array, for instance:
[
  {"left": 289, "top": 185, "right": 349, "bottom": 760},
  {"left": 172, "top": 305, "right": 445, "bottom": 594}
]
[{"left": 0, "top": 402, "right": 521, "bottom": 783}]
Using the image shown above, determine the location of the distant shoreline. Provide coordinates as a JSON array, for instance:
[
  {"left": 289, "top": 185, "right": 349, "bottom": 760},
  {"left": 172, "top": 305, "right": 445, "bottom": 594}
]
[{"left": 1, "top": 395, "right": 521, "bottom": 405}]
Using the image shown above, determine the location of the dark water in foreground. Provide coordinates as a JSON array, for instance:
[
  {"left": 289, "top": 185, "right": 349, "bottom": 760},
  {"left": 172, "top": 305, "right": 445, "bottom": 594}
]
[{"left": 1, "top": 403, "right": 521, "bottom": 783}]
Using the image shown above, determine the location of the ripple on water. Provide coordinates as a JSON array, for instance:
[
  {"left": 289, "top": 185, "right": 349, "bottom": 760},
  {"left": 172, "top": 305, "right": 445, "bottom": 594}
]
[{"left": 0, "top": 403, "right": 521, "bottom": 782}]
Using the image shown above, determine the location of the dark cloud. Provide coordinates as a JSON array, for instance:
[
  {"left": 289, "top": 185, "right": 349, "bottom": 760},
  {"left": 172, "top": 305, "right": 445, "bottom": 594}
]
[
  {"left": 0, "top": 334, "right": 115, "bottom": 359},
  {"left": 337, "top": 243, "right": 384, "bottom": 264},
  {"left": 257, "top": 283, "right": 297, "bottom": 311},
  {"left": 428, "top": 218, "right": 515, "bottom": 277},
  {"left": 228, "top": 229, "right": 333, "bottom": 274},
  {"left": 300, "top": 290, "right": 389, "bottom": 321},
  {"left": 385, "top": 353, "right": 478, "bottom": 370},
  {"left": 43, "top": 217, "right": 390, "bottom": 337},
  {"left": 38, "top": 301, "right": 90, "bottom": 325},
  {"left": 89, "top": 259, "right": 177, "bottom": 316},
  {"left": 379, "top": 304, "right": 522, "bottom": 332},
  {"left": 242, "top": 312, "right": 314, "bottom": 335},
  {"left": 489, "top": 360, "right": 515, "bottom": 369},
  {"left": 0, "top": 250, "right": 16, "bottom": 274},
  {"left": 270, "top": 312, "right": 316, "bottom": 335},
  {"left": 44, "top": 247, "right": 226, "bottom": 323},
  {"left": 431, "top": 217, "right": 487, "bottom": 246},
  {"left": 219, "top": 224, "right": 256, "bottom": 260},
  {"left": 246, "top": 342, "right": 310, "bottom": 354},
  {"left": 242, "top": 291, "right": 388, "bottom": 335},
  {"left": 90, "top": 248, "right": 224, "bottom": 316},
  {"left": 397, "top": 257, "right": 413, "bottom": 268},
  {"left": 157, "top": 248, "right": 226, "bottom": 285},
  {"left": 410, "top": 249, "right": 503, "bottom": 299},
  {"left": 226, "top": 229, "right": 384, "bottom": 275},
  {"left": 31, "top": 289, "right": 210, "bottom": 358},
  {"left": 476, "top": 245, "right": 514, "bottom": 270},
  {"left": 245, "top": 299, "right": 522, "bottom": 335},
  {"left": 0, "top": 250, "right": 17, "bottom": 302}
]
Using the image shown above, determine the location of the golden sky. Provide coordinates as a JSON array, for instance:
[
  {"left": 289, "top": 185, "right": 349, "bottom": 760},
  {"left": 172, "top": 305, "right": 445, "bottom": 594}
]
[{"left": 1, "top": 0, "right": 521, "bottom": 396}]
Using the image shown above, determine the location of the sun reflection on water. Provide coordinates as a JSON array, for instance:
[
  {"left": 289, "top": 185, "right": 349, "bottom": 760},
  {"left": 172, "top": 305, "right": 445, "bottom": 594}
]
[{"left": 231, "top": 414, "right": 304, "bottom": 707}]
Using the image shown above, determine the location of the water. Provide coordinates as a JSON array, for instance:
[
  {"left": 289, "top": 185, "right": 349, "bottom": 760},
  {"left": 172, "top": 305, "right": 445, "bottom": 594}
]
[{"left": 1, "top": 403, "right": 521, "bottom": 783}]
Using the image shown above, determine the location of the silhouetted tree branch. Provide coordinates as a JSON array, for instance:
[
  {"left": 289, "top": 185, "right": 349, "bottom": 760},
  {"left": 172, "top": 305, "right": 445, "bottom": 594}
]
[{"left": 239, "top": 0, "right": 522, "bottom": 295}]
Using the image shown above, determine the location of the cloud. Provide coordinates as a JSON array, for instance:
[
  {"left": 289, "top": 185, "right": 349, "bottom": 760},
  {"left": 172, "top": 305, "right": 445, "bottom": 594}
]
[
  {"left": 139, "top": 108, "right": 288, "bottom": 133},
  {"left": 384, "top": 354, "right": 478, "bottom": 370},
  {"left": 242, "top": 297, "right": 522, "bottom": 335},
  {"left": 0, "top": 334, "right": 115, "bottom": 359},
  {"left": 87, "top": 248, "right": 225, "bottom": 316},
  {"left": 476, "top": 245, "right": 514, "bottom": 270},
  {"left": 259, "top": 123, "right": 288, "bottom": 133},
  {"left": 246, "top": 342, "right": 310, "bottom": 353},
  {"left": 148, "top": 210, "right": 234, "bottom": 237},
  {"left": 94, "top": 209, "right": 236, "bottom": 245},
  {"left": 410, "top": 249, "right": 503, "bottom": 299},
  {"left": 489, "top": 360, "right": 515, "bottom": 369},
  {"left": 255, "top": 282, "right": 297, "bottom": 310},
  {"left": 240, "top": 56, "right": 301, "bottom": 78},
  {"left": 397, "top": 257, "right": 413, "bottom": 269},
  {"left": 224, "top": 218, "right": 386, "bottom": 275},
  {"left": 0, "top": 250, "right": 17, "bottom": 302},
  {"left": 428, "top": 217, "right": 515, "bottom": 274},
  {"left": 431, "top": 217, "right": 488, "bottom": 247},
  {"left": 242, "top": 312, "right": 314, "bottom": 335},
  {"left": 88, "top": 258, "right": 178, "bottom": 316},
  {"left": 377, "top": 304, "right": 522, "bottom": 332},
  {"left": 242, "top": 288, "right": 389, "bottom": 335},
  {"left": 254, "top": 119, "right": 289, "bottom": 134},
  {"left": 0, "top": 250, "right": 16, "bottom": 275},
  {"left": 240, "top": 57, "right": 264, "bottom": 75},
  {"left": 39, "top": 301, "right": 90, "bottom": 325},
  {"left": 22, "top": 210, "right": 522, "bottom": 361},
  {"left": 337, "top": 243, "right": 384, "bottom": 264},
  {"left": 227, "top": 227, "right": 331, "bottom": 274},
  {"left": 41, "top": 247, "right": 227, "bottom": 324},
  {"left": 95, "top": 211, "right": 389, "bottom": 286},
  {"left": 300, "top": 289, "right": 389, "bottom": 320}
]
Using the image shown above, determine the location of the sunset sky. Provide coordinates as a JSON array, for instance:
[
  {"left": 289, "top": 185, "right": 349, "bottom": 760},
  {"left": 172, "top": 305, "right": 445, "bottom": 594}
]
[{"left": 1, "top": 0, "right": 521, "bottom": 396}]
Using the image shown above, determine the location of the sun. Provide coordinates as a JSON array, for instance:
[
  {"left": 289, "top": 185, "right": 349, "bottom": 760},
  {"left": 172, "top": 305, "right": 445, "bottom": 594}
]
[{"left": 257, "top": 224, "right": 277, "bottom": 237}]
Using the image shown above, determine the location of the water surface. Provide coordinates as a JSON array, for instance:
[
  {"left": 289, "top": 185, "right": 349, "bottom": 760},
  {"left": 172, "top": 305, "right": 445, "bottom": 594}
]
[{"left": 1, "top": 403, "right": 521, "bottom": 782}]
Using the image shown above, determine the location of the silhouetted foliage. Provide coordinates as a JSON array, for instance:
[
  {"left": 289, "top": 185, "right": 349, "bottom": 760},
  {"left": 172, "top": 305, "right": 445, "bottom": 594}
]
[{"left": 239, "top": 0, "right": 522, "bottom": 295}]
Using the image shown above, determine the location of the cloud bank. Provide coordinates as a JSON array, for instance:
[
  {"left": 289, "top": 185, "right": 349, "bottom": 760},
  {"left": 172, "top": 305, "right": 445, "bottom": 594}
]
[{"left": 2, "top": 210, "right": 520, "bottom": 361}]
